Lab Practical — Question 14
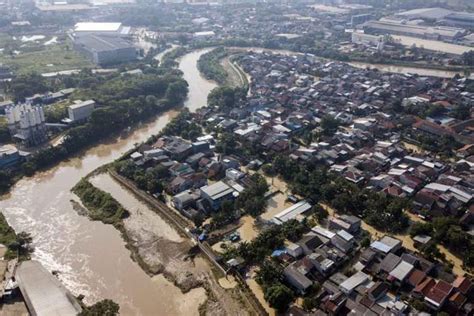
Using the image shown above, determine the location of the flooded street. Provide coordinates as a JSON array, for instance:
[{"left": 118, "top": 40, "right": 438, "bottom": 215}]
[{"left": 0, "top": 49, "right": 216, "bottom": 315}]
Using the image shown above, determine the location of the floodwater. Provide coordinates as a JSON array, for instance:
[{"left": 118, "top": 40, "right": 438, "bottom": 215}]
[{"left": 0, "top": 49, "right": 215, "bottom": 315}]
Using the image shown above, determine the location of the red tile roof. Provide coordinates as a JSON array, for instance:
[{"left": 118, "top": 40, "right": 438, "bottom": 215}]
[
  {"left": 414, "top": 277, "right": 435, "bottom": 296},
  {"left": 407, "top": 269, "right": 426, "bottom": 287},
  {"left": 453, "top": 276, "right": 472, "bottom": 295}
]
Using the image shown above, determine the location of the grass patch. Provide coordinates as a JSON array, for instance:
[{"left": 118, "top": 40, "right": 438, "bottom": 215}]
[
  {"left": 0, "top": 40, "right": 93, "bottom": 74},
  {"left": 72, "top": 179, "right": 129, "bottom": 225}
]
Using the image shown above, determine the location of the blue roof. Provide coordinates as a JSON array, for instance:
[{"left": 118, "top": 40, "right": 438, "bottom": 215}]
[{"left": 271, "top": 249, "right": 287, "bottom": 257}]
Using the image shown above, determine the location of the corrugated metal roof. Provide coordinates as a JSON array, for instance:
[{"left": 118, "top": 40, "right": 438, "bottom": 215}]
[
  {"left": 16, "top": 261, "right": 82, "bottom": 316},
  {"left": 75, "top": 22, "right": 122, "bottom": 32},
  {"left": 201, "top": 181, "right": 234, "bottom": 200}
]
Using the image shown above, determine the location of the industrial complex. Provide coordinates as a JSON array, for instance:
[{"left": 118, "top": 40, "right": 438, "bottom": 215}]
[
  {"left": 71, "top": 22, "right": 137, "bottom": 65},
  {"left": 6, "top": 104, "right": 47, "bottom": 147}
]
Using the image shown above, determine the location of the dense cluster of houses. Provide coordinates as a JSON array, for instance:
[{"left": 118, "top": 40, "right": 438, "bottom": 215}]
[
  {"left": 129, "top": 135, "right": 263, "bottom": 220},
  {"left": 122, "top": 50, "right": 474, "bottom": 314},
  {"left": 207, "top": 52, "right": 473, "bottom": 221}
]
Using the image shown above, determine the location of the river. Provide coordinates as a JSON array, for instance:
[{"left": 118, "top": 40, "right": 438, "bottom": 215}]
[
  {"left": 0, "top": 49, "right": 216, "bottom": 315},
  {"left": 349, "top": 61, "right": 461, "bottom": 78}
]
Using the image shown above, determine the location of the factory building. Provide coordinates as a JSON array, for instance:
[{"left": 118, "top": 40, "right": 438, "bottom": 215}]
[
  {"left": 73, "top": 34, "right": 137, "bottom": 65},
  {"left": 443, "top": 12, "right": 474, "bottom": 28},
  {"left": 73, "top": 22, "right": 131, "bottom": 38},
  {"left": 351, "top": 14, "right": 373, "bottom": 27},
  {"left": 71, "top": 22, "right": 136, "bottom": 65},
  {"left": 66, "top": 100, "right": 95, "bottom": 123},
  {"left": 0, "top": 144, "right": 21, "bottom": 169},
  {"left": 363, "top": 20, "right": 466, "bottom": 41},
  {"left": 395, "top": 7, "right": 474, "bottom": 29},
  {"left": 351, "top": 32, "right": 385, "bottom": 50},
  {"left": 6, "top": 104, "right": 47, "bottom": 147}
]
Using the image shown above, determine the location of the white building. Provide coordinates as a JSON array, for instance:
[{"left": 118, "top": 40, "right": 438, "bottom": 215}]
[
  {"left": 67, "top": 100, "right": 95, "bottom": 123},
  {"left": 73, "top": 22, "right": 131, "bottom": 38},
  {"left": 193, "top": 31, "right": 215, "bottom": 40},
  {"left": 272, "top": 201, "right": 312, "bottom": 225},
  {"left": 351, "top": 32, "right": 385, "bottom": 50}
]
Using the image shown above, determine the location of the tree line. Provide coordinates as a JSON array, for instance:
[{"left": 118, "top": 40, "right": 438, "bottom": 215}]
[
  {"left": 197, "top": 47, "right": 229, "bottom": 85},
  {"left": 0, "top": 71, "right": 188, "bottom": 194}
]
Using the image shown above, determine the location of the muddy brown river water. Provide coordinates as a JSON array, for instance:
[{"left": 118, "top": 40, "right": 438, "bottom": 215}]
[{"left": 0, "top": 49, "right": 216, "bottom": 315}]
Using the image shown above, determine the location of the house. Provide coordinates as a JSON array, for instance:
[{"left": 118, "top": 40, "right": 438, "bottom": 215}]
[
  {"left": 359, "top": 248, "right": 377, "bottom": 267},
  {"left": 323, "top": 292, "right": 346, "bottom": 315},
  {"left": 330, "top": 234, "right": 353, "bottom": 254},
  {"left": 163, "top": 137, "right": 193, "bottom": 161},
  {"left": 387, "top": 261, "right": 414, "bottom": 285},
  {"left": 283, "top": 263, "right": 313, "bottom": 294},
  {"left": 413, "top": 277, "right": 436, "bottom": 299},
  {"left": 308, "top": 253, "right": 335, "bottom": 276},
  {"left": 367, "top": 282, "right": 388, "bottom": 302},
  {"left": 200, "top": 181, "right": 236, "bottom": 210},
  {"left": 378, "top": 253, "right": 402, "bottom": 275},
  {"left": 425, "top": 280, "right": 454, "bottom": 310},
  {"left": 406, "top": 269, "right": 427, "bottom": 288},
  {"left": 413, "top": 235, "right": 432, "bottom": 248},
  {"left": 370, "top": 236, "right": 402, "bottom": 254},
  {"left": 339, "top": 271, "right": 369, "bottom": 295},
  {"left": 311, "top": 225, "right": 336, "bottom": 244},
  {"left": 172, "top": 191, "right": 199, "bottom": 211},
  {"left": 297, "top": 233, "right": 323, "bottom": 255},
  {"left": 286, "top": 242, "right": 303, "bottom": 258},
  {"left": 329, "top": 215, "right": 361, "bottom": 234},
  {"left": 452, "top": 276, "right": 473, "bottom": 296}
]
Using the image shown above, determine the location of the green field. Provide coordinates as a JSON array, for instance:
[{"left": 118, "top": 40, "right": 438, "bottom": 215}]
[{"left": 0, "top": 35, "right": 93, "bottom": 74}]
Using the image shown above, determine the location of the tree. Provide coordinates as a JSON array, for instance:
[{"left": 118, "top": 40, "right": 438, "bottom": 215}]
[
  {"left": 235, "top": 174, "right": 269, "bottom": 217},
  {"left": 264, "top": 283, "right": 294, "bottom": 311},
  {"left": 79, "top": 299, "right": 120, "bottom": 316},
  {"left": 165, "top": 80, "right": 188, "bottom": 105},
  {"left": 320, "top": 115, "right": 340, "bottom": 136},
  {"left": 215, "top": 133, "right": 237, "bottom": 155},
  {"left": 256, "top": 260, "right": 282, "bottom": 287},
  {"left": 8, "top": 231, "right": 33, "bottom": 259},
  {"left": 462, "top": 51, "right": 474, "bottom": 66},
  {"left": 311, "top": 204, "right": 329, "bottom": 223},
  {"left": 409, "top": 222, "right": 433, "bottom": 238}
]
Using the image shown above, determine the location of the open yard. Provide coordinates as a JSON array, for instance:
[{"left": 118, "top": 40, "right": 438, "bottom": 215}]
[{"left": 0, "top": 34, "right": 93, "bottom": 74}]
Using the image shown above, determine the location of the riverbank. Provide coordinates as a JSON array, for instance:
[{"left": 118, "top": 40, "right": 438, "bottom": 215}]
[
  {"left": 0, "top": 48, "right": 219, "bottom": 315},
  {"left": 86, "top": 171, "right": 254, "bottom": 315}
]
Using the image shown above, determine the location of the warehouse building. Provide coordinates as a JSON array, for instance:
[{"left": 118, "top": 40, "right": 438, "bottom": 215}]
[
  {"left": 272, "top": 201, "right": 312, "bottom": 225},
  {"left": 363, "top": 20, "right": 466, "bottom": 41},
  {"left": 73, "top": 22, "right": 131, "bottom": 38},
  {"left": 15, "top": 260, "right": 82, "bottom": 316},
  {"left": 71, "top": 22, "right": 136, "bottom": 65},
  {"left": 395, "top": 7, "right": 474, "bottom": 29},
  {"left": 66, "top": 100, "right": 95, "bottom": 123},
  {"left": 73, "top": 34, "right": 137, "bottom": 65}
]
